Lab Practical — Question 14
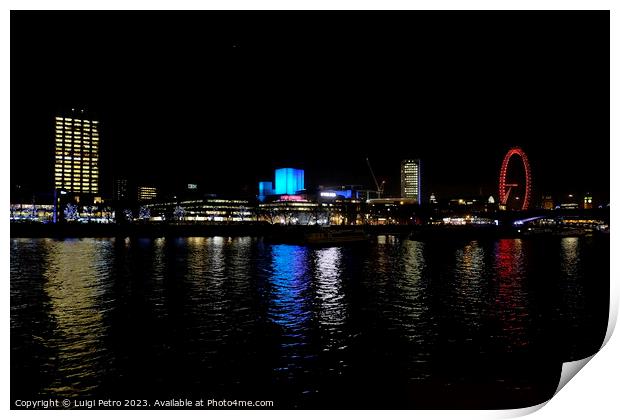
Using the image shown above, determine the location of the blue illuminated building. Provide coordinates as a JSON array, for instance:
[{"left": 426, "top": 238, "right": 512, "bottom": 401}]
[
  {"left": 274, "top": 168, "right": 305, "bottom": 195},
  {"left": 258, "top": 168, "right": 305, "bottom": 201},
  {"left": 258, "top": 181, "right": 274, "bottom": 202}
]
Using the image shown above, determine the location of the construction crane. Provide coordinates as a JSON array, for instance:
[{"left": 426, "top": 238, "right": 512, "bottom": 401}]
[{"left": 366, "top": 157, "right": 386, "bottom": 199}]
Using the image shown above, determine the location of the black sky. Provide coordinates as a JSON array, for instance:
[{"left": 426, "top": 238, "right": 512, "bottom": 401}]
[{"left": 11, "top": 11, "right": 610, "bottom": 201}]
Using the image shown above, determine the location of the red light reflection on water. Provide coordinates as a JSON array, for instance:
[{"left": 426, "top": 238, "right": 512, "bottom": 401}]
[{"left": 493, "top": 239, "right": 530, "bottom": 350}]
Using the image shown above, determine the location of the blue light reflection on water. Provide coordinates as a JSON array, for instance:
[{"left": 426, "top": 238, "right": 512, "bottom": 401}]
[
  {"left": 10, "top": 236, "right": 609, "bottom": 409},
  {"left": 268, "top": 245, "right": 313, "bottom": 332}
]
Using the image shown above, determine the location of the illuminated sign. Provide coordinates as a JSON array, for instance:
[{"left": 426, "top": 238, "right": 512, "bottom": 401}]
[
  {"left": 279, "top": 195, "right": 305, "bottom": 202},
  {"left": 320, "top": 190, "right": 354, "bottom": 199},
  {"left": 187, "top": 184, "right": 198, "bottom": 190}
]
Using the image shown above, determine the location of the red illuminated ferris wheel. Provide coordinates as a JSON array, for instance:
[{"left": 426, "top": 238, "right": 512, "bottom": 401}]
[{"left": 498, "top": 147, "right": 532, "bottom": 211}]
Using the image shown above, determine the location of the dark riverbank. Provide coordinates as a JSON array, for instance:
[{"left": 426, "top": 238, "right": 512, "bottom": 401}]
[
  {"left": 11, "top": 222, "right": 273, "bottom": 238},
  {"left": 10, "top": 222, "right": 604, "bottom": 239},
  {"left": 10, "top": 222, "right": 417, "bottom": 239}
]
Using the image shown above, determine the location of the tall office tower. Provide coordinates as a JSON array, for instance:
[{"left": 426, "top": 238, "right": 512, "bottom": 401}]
[
  {"left": 274, "top": 168, "right": 304, "bottom": 195},
  {"left": 400, "top": 159, "right": 421, "bottom": 204},
  {"left": 54, "top": 111, "right": 100, "bottom": 194}
]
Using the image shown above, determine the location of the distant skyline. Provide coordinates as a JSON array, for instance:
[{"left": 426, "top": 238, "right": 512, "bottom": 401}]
[{"left": 11, "top": 11, "right": 610, "bottom": 201}]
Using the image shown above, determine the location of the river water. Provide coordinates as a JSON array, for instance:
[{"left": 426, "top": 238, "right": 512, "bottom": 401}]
[{"left": 10, "top": 235, "right": 609, "bottom": 409}]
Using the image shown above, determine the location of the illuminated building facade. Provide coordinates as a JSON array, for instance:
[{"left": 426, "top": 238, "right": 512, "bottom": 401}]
[
  {"left": 138, "top": 186, "right": 158, "bottom": 201},
  {"left": 10, "top": 204, "right": 55, "bottom": 222},
  {"left": 366, "top": 198, "right": 419, "bottom": 225},
  {"left": 144, "top": 198, "right": 253, "bottom": 222},
  {"left": 10, "top": 203, "right": 113, "bottom": 223},
  {"left": 275, "top": 168, "right": 304, "bottom": 195},
  {"left": 541, "top": 195, "right": 554, "bottom": 210},
  {"left": 316, "top": 186, "right": 364, "bottom": 225},
  {"left": 583, "top": 193, "right": 593, "bottom": 210},
  {"left": 442, "top": 215, "right": 497, "bottom": 226},
  {"left": 447, "top": 196, "right": 494, "bottom": 213},
  {"left": 258, "top": 196, "right": 320, "bottom": 225},
  {"left": 560, "top": 194, "right": 579, "bottom": 210},
  {"left": 54, "top": 112, "right": 100, "bottom": 194},
  {"left": 400, "top": 159, "right": 421, "bottom": 204}
]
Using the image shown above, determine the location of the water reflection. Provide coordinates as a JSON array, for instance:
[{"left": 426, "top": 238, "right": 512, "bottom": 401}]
[
  {"left": 395, "top": 240, "right": 434, "bottom": 380},
  {"left": 493, "top": 239, "right": 530, "bottom": 351},
  {"left": 561, "top": 237, "right": 583, "bottom": 292},
  {"left": 397, "top": 241, "right": 431, "bottom": 339},
  {"left": 265, "top": 244, "right": 315, "bottom": 398},
  {"left": 453, "top": 241, "right": 487, "bottom": 333},
  {"left": 181, "top": 237, "right": 258, "bottom": 393},
  {"left": 42, "top": 239, "right": 114, "bottom": 397},
  {"left": 268, "top": 245, "right": 312, "bottom": 332},
  {"left": 558, "top": 237, "right": 587, "bottom": 357},
  {"left": 314, "top": 247, "right": 346, "bottom": 334},
  {"left": 10, "top": 236, "right": 608, "bottom": 409}
]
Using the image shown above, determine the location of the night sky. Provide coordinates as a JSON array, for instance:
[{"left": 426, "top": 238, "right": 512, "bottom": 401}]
[{"left": 11, "top": 11, "right": 610, "bottom": 202}]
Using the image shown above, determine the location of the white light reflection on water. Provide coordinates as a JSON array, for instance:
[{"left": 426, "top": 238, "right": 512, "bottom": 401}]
[
  {"left": 453, "top": 241, "right": 488, "bottom": 334},
  {"left": 559, "top": 237, "right": 587, "bottom": 341},
  {"left": 314, "top": 247, "right": 348, "bottom": 356}
]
